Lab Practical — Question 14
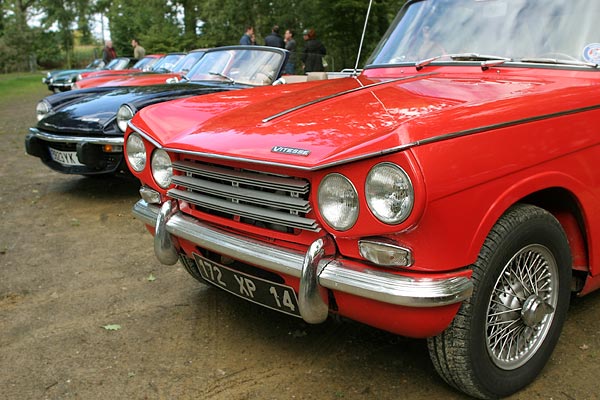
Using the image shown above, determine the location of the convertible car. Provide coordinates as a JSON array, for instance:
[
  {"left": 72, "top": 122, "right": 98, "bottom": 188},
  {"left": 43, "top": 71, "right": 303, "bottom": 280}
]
[
  {"left": 74, "top": 50, "right": 205, "bottom": 89},
  {"left": 44, "top": 57, "right": 134, "bottom": 92},
  {"left": 76, "top": 53, "right": 165, "bottom": 80},
  {"left": 25, "top": 46, "right": 288, "bottom": 177},
  {"left": 125, "top": 0, "right": 600, "bottom": 398}
]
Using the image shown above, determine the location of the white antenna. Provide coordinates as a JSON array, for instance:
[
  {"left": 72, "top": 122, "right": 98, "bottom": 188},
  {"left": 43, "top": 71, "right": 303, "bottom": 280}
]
[{"left": 353, "top": 0, "right": 374, "bottom": 77}]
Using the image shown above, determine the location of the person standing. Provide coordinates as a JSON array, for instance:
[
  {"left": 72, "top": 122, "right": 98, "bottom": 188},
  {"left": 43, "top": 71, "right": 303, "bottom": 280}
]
[
  {"left": 264, "top": 25, "right": 285, "bottom": 48},
  {"left": 131, "top": 38, "right": 146, "bottom": 60},
  {"left": 102, "top": 40, "right": 117, "bottom": 65},
  {"left": 284, "top": 29, "right": 297, "bottom": 74},
  {"left": 301, "top": 29, "right": 326, "bottom": 73},
  {"left": 240, "top": 26, "right": 254, "bottom": 45}
]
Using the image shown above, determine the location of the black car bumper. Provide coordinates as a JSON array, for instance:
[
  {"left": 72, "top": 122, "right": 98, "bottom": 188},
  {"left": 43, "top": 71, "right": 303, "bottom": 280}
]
[{"left": 25, "top": 128, "right": 126, "bottom": 175}]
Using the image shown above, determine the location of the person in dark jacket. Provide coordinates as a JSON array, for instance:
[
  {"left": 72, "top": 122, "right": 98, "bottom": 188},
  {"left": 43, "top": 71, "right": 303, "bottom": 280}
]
[
  {"left": 301, "top": 29, "right": 326, "bottom": 73},
  {"left": 102, "top": 40, "right": 117, "bottom": 64},
  {"left": 264, "top": 25, "right": 285, "bottom": 48},
  {"left": 240, "top": 26, "right": 254, "bottom": 45}
]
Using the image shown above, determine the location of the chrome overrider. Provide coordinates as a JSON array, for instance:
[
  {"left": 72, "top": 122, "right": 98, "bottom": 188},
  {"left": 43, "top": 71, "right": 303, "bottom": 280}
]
[{"left": 133, "top": 198, "right": 473, "bottom": 324}]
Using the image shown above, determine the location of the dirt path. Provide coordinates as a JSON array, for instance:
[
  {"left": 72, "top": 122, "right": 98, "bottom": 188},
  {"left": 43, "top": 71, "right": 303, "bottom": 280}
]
[{"left": 1, "top": 80, "right": 599, "bottom": 400}]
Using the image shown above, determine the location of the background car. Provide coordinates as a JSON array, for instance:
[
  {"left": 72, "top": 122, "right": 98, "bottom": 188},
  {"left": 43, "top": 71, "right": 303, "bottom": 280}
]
[
  {"left": 42, "top": 58, "right": 105, "bottom": 91},
  {"left": 76, "top": 54, "right": 165, "bottom": 81},
  {"left": 45, "top": 57, "right": 134, "bottom": 92},
  {"left": 74, "top": 50, "right": 204, "bottom": 89},
  {"left": 26, "top": 46, "right": 288, "bottom": 177}
]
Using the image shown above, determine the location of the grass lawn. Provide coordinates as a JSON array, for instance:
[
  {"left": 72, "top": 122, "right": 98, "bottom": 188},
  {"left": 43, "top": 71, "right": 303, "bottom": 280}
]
[{"left": 0, "top": 73, "right": 48, "bottom": 101}]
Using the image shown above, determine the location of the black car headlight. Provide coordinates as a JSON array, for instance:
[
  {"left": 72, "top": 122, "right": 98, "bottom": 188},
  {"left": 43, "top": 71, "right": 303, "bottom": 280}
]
[
  {"left": 36, "top": 100, "right": 52, "bottom": 121},
  {"left": 117, "top": 105, "right": 135, "bottom": 132}
]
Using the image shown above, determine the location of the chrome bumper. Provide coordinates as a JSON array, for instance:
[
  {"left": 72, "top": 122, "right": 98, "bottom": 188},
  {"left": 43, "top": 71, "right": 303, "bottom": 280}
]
[
  {"left": 133, "top": 199, "right": 473, "bottom": 324},
  {"left": 28, "top": 128, "right": 124, "bottom": 146}
]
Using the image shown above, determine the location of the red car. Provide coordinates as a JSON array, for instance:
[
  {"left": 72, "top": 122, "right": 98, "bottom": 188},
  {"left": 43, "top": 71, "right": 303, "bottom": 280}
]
[
  {"left": 76, "top": 54, "right": 165, "bottom": 80},
  {"left": 74, "top": 52, "right": 198, "bottom": 89},
  {"left": 125, "top": 0, "right": 600, "bottom": 398}
]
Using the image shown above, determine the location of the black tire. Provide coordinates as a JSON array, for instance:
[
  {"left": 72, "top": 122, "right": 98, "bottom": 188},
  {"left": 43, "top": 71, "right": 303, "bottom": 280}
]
[
  {"left": 427, "top": 204, "right": 572, "bottom": 399},
  {"left": 179, "top": 255, "right": 208, "bottom": 284}
]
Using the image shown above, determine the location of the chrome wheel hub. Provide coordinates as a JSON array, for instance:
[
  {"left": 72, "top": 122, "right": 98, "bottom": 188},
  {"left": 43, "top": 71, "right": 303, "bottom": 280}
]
[{"left": 485, "top": 244, "right": 559, "bottom": 370}]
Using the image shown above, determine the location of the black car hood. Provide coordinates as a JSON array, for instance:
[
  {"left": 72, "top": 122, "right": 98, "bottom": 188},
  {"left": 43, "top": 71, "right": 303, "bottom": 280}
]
[{"left": 37, "top": 82, "right": 235, "bottom": 135}]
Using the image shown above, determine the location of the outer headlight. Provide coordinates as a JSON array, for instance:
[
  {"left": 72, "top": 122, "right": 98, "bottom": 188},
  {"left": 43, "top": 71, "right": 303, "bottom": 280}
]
[
  {"left": 117, "top": 105, "right": 135, "bottom": 132},
  {"left": 151, "top": 149, "right": 173, "bottom": 189},
  {"left": 125, "top": 133, "right": 146, "bottom": 172},
  {"left": 318, "top": 173, "right": 359, "bottom": 231},
  {"left": 365, "top": 163, "right": 414, "bottom": 224},
  {"left": 36, "top": 100, "right": 51, "bottom": 121}
]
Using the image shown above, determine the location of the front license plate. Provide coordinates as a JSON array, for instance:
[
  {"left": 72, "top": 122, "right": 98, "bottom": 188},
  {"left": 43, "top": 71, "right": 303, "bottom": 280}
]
[
  {"left": 49, "top": 147, "right": 84, "bottom": 166},
  {"left": 193, "top": 253, "right": 301, "bottom": 318}
]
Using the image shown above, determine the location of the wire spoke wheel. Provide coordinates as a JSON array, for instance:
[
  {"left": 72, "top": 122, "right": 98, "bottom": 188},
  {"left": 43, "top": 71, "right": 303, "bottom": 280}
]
[
  {"left": 486, "top": 244, "right": 559, "bottom": 370},
  {"left": 427, "top": 205, "right": 571, "bottom": 399}
]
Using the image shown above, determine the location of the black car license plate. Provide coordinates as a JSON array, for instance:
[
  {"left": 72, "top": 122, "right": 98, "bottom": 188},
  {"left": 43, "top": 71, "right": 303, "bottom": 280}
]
[{"left": 193, "top": 253, "right": 301, "bottom": 318}]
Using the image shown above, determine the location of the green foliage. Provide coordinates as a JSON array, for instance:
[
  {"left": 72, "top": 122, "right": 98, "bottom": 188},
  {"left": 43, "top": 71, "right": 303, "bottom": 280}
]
[{"left": 1, "top": 0, "right": 407, "bottom": 72}]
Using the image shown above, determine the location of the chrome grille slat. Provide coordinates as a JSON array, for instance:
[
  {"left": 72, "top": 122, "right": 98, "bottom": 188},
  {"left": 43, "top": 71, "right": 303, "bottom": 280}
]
[
  {"left": 173, "top": 161, "right": 309, "bottom": 193},
  {"left": 169, "top": 159, "right": 320, "bottom": 233},
  {"left": 171, "top": 175, "right": 310, "bottom": 212},
  {"left": 169, "top": 189, "right": 319, "bottom": 231}
]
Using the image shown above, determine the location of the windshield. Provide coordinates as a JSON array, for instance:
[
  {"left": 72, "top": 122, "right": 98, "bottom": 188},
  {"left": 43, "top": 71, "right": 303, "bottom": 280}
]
[
  {"left": 186, "top": 48, "right": 285, "bottom": 86},
  {"left": 368, "top": 0, "right": 600, "bottom": 67},
  {"left": 132, "top": 56, "right": 158, "bottom": 70},
  {"left": 171, "top": 51, "right": 206, "bottom": 73},
  {"left": 152, "top": 54, "right": 185, "bottom": 72},
  {"left": 107, "top": 58, "right": 131, "bottom": 70}
]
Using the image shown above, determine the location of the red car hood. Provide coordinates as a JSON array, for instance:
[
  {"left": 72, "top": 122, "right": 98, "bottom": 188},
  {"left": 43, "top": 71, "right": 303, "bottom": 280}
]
[{"left": 133, "top": 67, "right": 595, "bottom": 169}]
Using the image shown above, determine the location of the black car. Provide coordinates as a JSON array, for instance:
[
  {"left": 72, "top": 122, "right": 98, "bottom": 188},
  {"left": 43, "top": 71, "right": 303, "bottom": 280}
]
[{"left": 26, "top": 46, "right": 288, "bottom": 176}]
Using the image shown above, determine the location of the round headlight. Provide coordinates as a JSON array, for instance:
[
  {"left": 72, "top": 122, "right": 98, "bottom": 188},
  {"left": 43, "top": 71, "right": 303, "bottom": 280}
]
[
  {"left": 117, "top": 105, "right": 135, "bottom": 132},
  {"left": 125, "top": 133, "right": 146, "bottom": 172},
  {"left": 36, "top": 100, "right": 51, "bottom": 121},
  {"left": 151, "top": 149, "right": 173, "bottom": 189},
  {"left": 365, "top": 163, "right": 414, "bottom": 224},
  {"left": 76, "top": 74, "right": 83, "bottom": 81},
  {"left": 318, "top": 173, "right": 359, "bottom": 231}
]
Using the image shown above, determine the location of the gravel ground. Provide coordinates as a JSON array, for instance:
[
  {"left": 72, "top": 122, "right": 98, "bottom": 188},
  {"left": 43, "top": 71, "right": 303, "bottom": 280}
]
[{"left": 1, "top": 77, "right": 599, "bottom": 400}]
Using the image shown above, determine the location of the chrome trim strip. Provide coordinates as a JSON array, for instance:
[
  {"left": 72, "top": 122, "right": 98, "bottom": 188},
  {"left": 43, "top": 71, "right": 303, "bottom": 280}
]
[
  {"left": 29, "top": 127, "right": 124, "bottom": 146},
  {"left": 133, "top": 199, "right": 473, "bottom": 307}
]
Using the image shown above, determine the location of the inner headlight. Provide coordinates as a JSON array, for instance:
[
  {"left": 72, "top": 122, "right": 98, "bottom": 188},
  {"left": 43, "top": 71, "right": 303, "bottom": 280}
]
[
  {"left": 76, "top": 74, "right": 83, "bottom": 81},
  {"left": 365, "top": 163, "right": 414, "bottom": 225},
  {"left": 125, "top": 133, "right": 146, "bottom": 172},
  {"left": 151, "top": 149, "right": 173, "bottom": 189},
  {"left": 117, "top": 105, "right": 135, "bottom": 132},
  {"left": 36, "top": 100, "right": 51, "bottom": 121},
  {"left": 318, "top": 173, "right": 359, "bottom": 231}
]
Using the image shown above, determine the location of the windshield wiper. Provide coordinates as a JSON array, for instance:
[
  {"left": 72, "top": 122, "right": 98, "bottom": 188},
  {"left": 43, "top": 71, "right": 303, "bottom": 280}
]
[
  {"left": 416, "top": 53, "right": 512, "bottom": 71},
  {"left": 209, "top": 71, "right": 235, "bottom": 84},
  {"left": 519, "top": 57, "right": 598, "bottom": 68}
]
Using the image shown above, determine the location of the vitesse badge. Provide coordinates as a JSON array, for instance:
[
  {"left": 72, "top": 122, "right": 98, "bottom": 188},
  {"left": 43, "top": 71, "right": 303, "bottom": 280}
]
[{"left": 271, "top": 146, "right": 311, "bottom": 156}]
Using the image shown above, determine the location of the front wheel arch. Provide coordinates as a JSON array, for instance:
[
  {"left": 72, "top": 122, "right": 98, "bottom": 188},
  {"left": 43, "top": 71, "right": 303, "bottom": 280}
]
[{"left": 428, "top": 203, "right": 572, "bottom": 399}]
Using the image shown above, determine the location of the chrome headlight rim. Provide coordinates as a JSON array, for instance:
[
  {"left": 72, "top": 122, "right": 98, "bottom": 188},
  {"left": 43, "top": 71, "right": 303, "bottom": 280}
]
[
  {"left": 36, "top": 100, "right": 52, "bottom": 121},
  {"left": 317, "top": 173, "right": 359, "bottom": 232},
  {"left": 125, "top": 133, "right": 147, "bottom": 172},
  {"left": 365, "top": 162, "right": 414, "bottom": 225},
  {"left": 151, "top": 149, "right": 173, "bottom": 189},
  {"left": 117, "top": 104, "right": 135, "bottom": 132}
]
